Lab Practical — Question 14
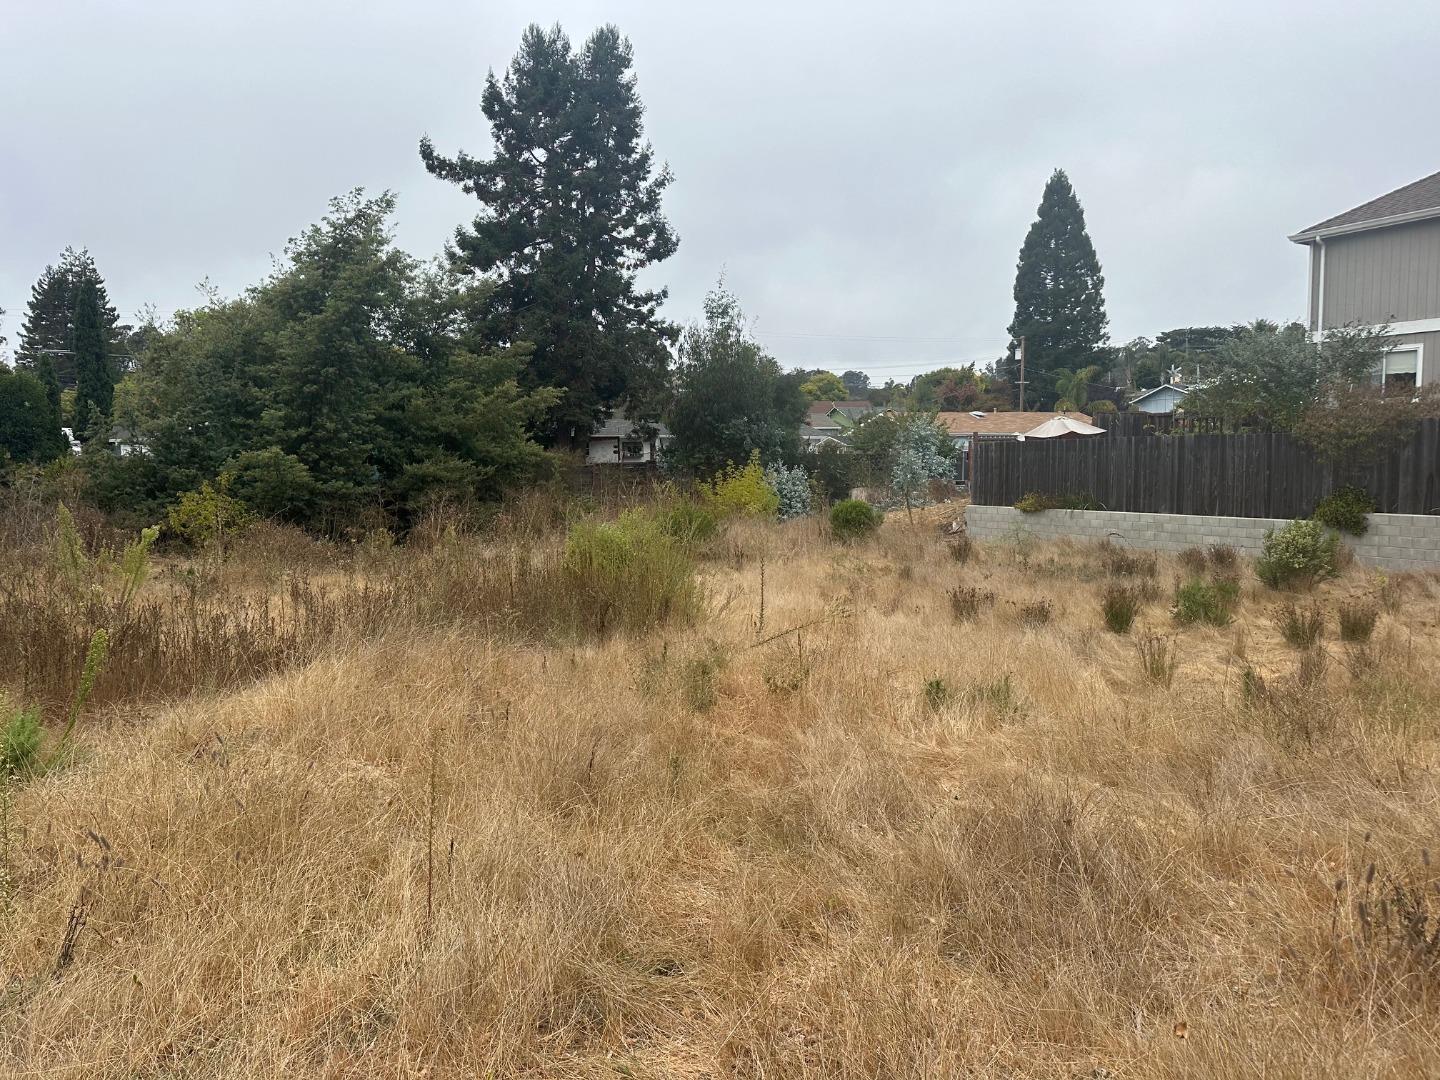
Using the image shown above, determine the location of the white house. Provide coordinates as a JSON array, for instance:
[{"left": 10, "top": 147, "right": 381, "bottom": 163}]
[
  {"left": 1128, "top": 384, "right": 1189, "bottom": 414},
  {"left": 586, "top": 414, "right": 671, "bottom": 465}
]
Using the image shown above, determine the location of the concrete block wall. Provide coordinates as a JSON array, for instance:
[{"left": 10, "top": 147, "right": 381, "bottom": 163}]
[{"left": 964, "top": 505, "right": 1440, "bottom": 573}]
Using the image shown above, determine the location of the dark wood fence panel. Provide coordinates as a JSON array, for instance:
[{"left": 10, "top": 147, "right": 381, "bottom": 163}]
[{"left": 971, "top": 419, "right": 1440, "bottom": 517}]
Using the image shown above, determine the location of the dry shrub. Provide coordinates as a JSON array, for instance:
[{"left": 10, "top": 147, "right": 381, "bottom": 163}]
[
  {"left": 1339, "top": 602, "right": 1380, "bottom": 643},
  {"left": 1100, "top": 581, "right": 1142, "bottom": 633},
  {"left": 947, "top": 584, "right": 996, "bottom": 622},
  {"left": 1273, "top": 602, "right": 1325, "bottom": 647},
  {"left": 1097, "top": 538, "right": 1157, "bottom": 578},
  {"left": 1178, "top": 546, "right": 1209, "bottom": 574},
  {"left": 1015, "top": 598, "right": 1053, "bottom": 628},
  {"left": 1136, "top": 634, "right": 1176, "bottom": 687}
]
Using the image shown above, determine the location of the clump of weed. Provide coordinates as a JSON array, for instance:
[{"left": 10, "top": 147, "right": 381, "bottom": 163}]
[
  {"left": 762, "top": 639, "right": 810, "bottom": 696},
  {"left": 1098, "top": 539, "right": 1157, "bottom": 578},
  {"left": 1100, "top": 582, "right": 1142, "bottom": 634},
  {"left": 1325, "top": 858, "right": 1440, "bottom": 1011},
  {"left": 1174, "top": 578, "right": 1239, "bottom": 627},
  {"left": 949, "top": 535, "right": 973, "bottom": 564},
  {"left": 1338, "top": 601, "right": 1379, "bottom": 643},
  {"left": 1273, "top": 602, "right": 1325, "bottom": 647},
  {"left": 922, "top": 676, "right": 952, "bottom": 711},
  {"left": 948, "top": 585, "right": 996, "bottom": 622},
  {"left": 682, "top": 647, "right": 726, "bottom": 712},
  {"left": 1207, "top": 544, "right": 1239, "bottom": 570},
  {"left": 1178, "top": 547, "right": 1209, "bottom": 574},
  {"left": 563, "top": 511, "right": 701, "bottom": 635},
  {"left": 964, "top": 672, "right": 1020, "bottom": 722},
  {"left": 1136, "top": 634, "right": 1177, "bottom": 687},
  {"left": 0, "top": 701, "right": 42, "bottom": 778},
  {"left": 1297, "top": 646, "right": 1328, "bottom": 689},
  {"left": 1016, "top": 598, "right": 1053, "bottom": 628}
]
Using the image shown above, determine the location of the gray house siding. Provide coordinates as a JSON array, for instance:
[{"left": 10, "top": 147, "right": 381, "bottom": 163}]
[
  {"left": 1386, "top": 329, "right": 1440, "bottom": 386},
  {"left": 1309, "top": 217, "right": 1440, "bottom": 329}
]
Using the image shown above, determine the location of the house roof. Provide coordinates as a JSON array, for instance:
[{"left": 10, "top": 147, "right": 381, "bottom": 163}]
[
  {"left": 1290, "top": 170, "right": 1440, "bottom": 242},
  {"left": 936, "top": 410, "right": 1092, "bottom": 437},
  {"left": 1127, "top": 384, "right": 1189, "bottom": 405},
  {"left": 592, "top": 414, "right": 671, "bottom": 439}
]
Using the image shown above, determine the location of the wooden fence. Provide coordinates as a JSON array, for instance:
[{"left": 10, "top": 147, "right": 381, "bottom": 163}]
[{"left": 971, "top": 419, "right": 1440, "bottom": 517}]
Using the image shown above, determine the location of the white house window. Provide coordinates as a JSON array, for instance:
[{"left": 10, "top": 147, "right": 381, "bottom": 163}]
[
  {"left": 620, "top": 439, "right": 645, "bottom": 461},
  {"left": 1375, "top": 347, "right": 1420, "bottom": 390}
]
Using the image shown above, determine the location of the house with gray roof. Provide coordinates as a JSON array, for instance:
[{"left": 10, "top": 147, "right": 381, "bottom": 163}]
[
  {"left": 586, "top": 413, "right": 671, "bottom": 465},
  {"left": 1290, "top": 169, "right": 1440, "bottom": 388}
]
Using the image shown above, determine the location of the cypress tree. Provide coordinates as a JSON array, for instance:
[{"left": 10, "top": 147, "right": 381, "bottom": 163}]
[
  {"left": 16, "top": 248, "right": 126, "bottom": 385},
  {"left": 421, "top": 23, "right": 678, "bottom": 446},
  {"left": 72, "top": 279, "right": 114, "bottom": 442},
  {"left": 1004, "top": 169, "right": 1109, "bottom": 405}
]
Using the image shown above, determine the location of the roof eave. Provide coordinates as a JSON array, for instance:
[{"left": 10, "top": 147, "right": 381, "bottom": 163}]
[{"left": 1289, "top": 204, "right": 1440, "bottom": 244}]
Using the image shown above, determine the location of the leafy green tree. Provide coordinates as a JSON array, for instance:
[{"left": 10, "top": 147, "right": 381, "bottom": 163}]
[
  {"left": 105, "top": 192, "right": 556, "bottom": 531},
  {"left": 71, "top": 279, "right": 114, "bottom": 441},
  {"left": 1053, "top": 365, "right": 1101, "bottom": 410},
  {"left": 0, "top": 367, "right": 67, "bottom": 463},
  {"left": 1004, "top": 169, "right": 1109, "bottom": 405},
  {"left": 421, "top": 22, "right": 677, "bottom": 446},
  {"left": 1184, "top": 321, "right": 1389, "bottom": 429},
  {"left": 666, "top": 281, "right": 806, "bottom": 477},
  {"left": 890, "top": 415, "right": 954, "bottom": 520},
  {"left": 841, "top": 370, "right": 869, "bottom": 397},
  {"left": 799, "top": 370, "right": 847, "bottom": 400}
]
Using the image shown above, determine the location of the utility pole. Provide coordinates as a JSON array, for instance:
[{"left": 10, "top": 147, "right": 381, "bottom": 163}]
[{"left": 1016, "top": 336, "right": 1028, "bottom": 411}]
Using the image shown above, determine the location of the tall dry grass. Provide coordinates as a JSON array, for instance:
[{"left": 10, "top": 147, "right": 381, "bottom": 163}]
[{"left": 1, "top": 509, "right": 1439, "bottom": 1077}]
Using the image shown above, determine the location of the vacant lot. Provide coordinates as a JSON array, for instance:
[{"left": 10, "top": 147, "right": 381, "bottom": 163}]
[{"left": 1, "top": 504, "right": 1438, "bottom": 1078}]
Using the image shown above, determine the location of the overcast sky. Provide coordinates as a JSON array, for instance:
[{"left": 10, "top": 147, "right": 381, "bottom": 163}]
[{"left": 3, "top": 0, "right": 1437, "bottom": 383}]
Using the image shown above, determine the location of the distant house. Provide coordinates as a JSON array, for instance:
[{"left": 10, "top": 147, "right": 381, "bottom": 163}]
[
  {"left": 937, "top": 410, "right": 1093, "bottom": 485},
  {"left": 586, "top": 414, "right": 671, "bottom": 465},
  {"left": 1128, "top": 383, "right": 1189, "bottom": 414},
  {"left": 936, "top": 410, "right": 1094, "bottom": 450},
  {"left": 1290, "top": 169, "right": 1440, "bottom": 387},
  {"left": 801, "top": 399, "right": 875, "bottom": 449}
]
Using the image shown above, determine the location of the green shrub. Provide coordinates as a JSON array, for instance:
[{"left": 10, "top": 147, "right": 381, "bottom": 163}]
[
  {"left": 656, "top": 501, "right": 720, "bottom": 547},
  {"left": 700, "top": 452, "right": 779, "bottom": 518},
  {"left": 563, "top": 512, "right": 701, "bottom": 634},
  {"left": 1338, "top": 601, "right": 1379, "bottom": 643},
  {"left": 1100, "top": 582, "right": 1142, "bottom": 633},
  {"left": 1273, "top": 602, "right": 1324, "bottom": 647},
  {"left": 1256, "top": 519, "right": 1340, "bottom": 589},
  {"left": 764, "top": 462, "right": 813, "bottom": 521},
  {"left": 1312, "top": 485, "right": 1376, "bottom": 537},
  {"left": 1015, "top": 491, "right": 1102, "bottom": 512},
  {"left": 1174, "top": 578, "right": 1239, "bottom": 627},
  {"left": 167, "top": 476, "right": 256, "bottom": 549},
  {"left": 221, "top": 447, "right": 316, "bottom": 521},
  {"left": 1, "top": 701, "right": 42, "bottom": 778},
  {"left": 1014, "top": 492, "right": 1053, "bottom": 513},
  {"left": 830, "top": 499, "right": 882, "bottom": 542}
]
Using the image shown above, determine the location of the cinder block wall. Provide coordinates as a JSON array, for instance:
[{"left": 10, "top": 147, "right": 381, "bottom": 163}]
[{"left": 964, "top": 505, "right": 1440, "bottom": 572}]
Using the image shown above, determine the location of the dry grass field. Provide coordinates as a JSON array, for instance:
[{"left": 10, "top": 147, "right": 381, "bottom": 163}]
[{"left": 2, "top": 500, "right": 1439, "bottom": 1078}]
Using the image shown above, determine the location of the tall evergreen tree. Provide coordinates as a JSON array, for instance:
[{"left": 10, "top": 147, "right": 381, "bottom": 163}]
[
  {"left": 16, "top": 248, "right": 127, "bottom": 385},
  {"left": 1004, "top": 169, "right": 1109, "bottom": 407},
  {"left": 71, "top": 278, "right": 114, "bottom": 441},
  {"left": 421, "top": 23, "right": 678, "bottom": 446}
]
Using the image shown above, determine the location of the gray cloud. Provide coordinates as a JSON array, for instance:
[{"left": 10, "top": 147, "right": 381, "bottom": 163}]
[{"left": 3, "top": 0, "right": 1436, "bottom": 383}]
